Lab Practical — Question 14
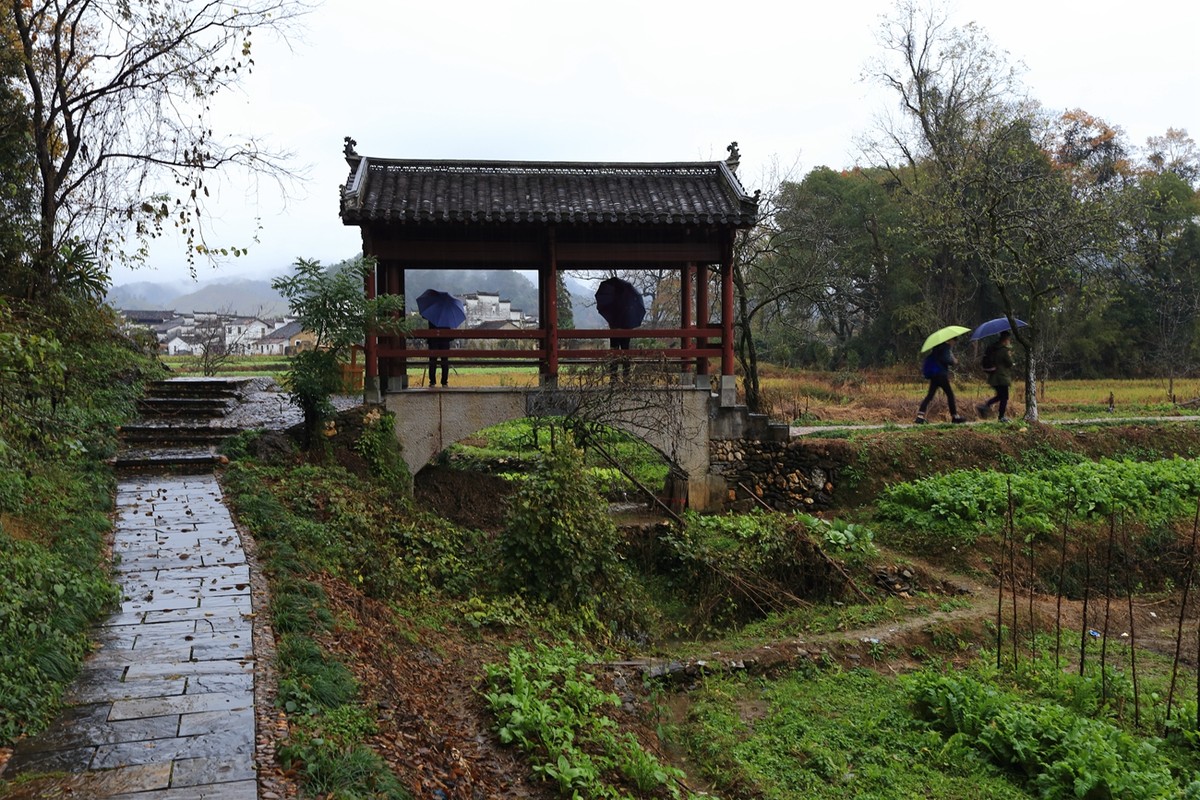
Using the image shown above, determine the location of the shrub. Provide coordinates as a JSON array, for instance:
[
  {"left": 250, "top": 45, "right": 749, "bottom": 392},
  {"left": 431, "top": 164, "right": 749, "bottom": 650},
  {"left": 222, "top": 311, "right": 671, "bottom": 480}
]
[
  {"left": 663, "top": 510, "right": 854, "bottom": 630},
  {"left": 500, "top": 439, "right": 629, "bottom": 610},
  {"left": 354, "top": 407, "right": 411, "bottom": 494}
]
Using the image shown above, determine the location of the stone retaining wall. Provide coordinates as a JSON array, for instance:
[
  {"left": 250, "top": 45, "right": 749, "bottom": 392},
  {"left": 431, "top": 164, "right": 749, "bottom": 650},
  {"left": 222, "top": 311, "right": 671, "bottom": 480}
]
[{"left": 710, "top": 438, "right": 857, "bottom": 512}]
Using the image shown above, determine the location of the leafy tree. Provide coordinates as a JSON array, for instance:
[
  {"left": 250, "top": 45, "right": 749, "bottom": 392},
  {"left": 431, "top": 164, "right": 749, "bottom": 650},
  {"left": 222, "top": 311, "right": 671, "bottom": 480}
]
[
  {"left": 6, "top": 0, "right": 307, "bottom": 300},
  {"left": 864, "top": 1, "right": 1115, "bottom": 420},
  {"left": 1114, "top": 158, "right": 1200, "bottom": 393},
  {"left": 0, "top": 15, "right": 35, "bottom": 294},
  {"left": 770, "top": 166, "right": 928, "bottom": 368},
  {"left": 271, "top": 257, "right": 407, "bottom": 447}
]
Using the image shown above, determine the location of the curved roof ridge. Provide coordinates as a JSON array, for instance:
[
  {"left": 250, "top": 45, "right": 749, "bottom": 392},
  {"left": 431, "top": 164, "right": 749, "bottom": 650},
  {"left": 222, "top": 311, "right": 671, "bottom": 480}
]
[{"left": 340, "top": 150, "right": 759, "bottom": 228}]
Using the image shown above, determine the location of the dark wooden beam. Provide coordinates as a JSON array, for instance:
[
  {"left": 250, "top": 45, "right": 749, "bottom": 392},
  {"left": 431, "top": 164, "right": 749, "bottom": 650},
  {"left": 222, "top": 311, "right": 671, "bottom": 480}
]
[{"left": 556, "top": 241, "right": 722, "bottom": 265}]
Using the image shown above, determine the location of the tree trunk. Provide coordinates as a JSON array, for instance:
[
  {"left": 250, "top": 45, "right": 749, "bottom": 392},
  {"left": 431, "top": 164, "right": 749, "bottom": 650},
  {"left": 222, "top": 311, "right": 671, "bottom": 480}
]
[{"left": 1024, "top": 349, "right": 1039, "bottom": 422}]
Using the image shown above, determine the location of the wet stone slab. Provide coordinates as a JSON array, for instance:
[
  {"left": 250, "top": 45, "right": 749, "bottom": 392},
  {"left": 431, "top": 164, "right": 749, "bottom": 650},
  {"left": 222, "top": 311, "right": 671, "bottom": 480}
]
[
  {"left": 67, "top": 674, "right": 188, "bottom": 705},
  {"left": 3, "top": 472, "right": 258, "bottom": 793},
  {"left": 90, "top": 728, "right": 253, "bottom": 770},
  {"left": 110, "top": 778, "right": 258, "bottom": 800},
  {"left": 170, "top": 755, "right": 256, "bottom": 788}
]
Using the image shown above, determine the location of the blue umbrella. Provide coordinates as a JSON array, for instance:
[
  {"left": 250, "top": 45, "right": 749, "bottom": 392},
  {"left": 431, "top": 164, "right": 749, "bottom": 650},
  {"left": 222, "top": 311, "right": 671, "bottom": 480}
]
[
  {"left": 970, "top": 316, "right": 1028, "bottom": 341},
  {"left": 595, "top": 277, "right": 645, "bottom": 329},
  {"left": 416, "top": 289, "right": 466, "bottom": 329}
]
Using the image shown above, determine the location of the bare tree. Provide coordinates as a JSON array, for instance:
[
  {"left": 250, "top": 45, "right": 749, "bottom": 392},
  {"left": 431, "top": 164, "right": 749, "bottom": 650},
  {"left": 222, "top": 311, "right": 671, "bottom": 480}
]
[
  {"left": 187, "top": 306, "right": 263, "bottom": 376},
  {"left": 8, "top": 0, "right": 310, "bottom": 300},
  {"left": 730, "top": 158, "right": 832, "bottom": 413}
]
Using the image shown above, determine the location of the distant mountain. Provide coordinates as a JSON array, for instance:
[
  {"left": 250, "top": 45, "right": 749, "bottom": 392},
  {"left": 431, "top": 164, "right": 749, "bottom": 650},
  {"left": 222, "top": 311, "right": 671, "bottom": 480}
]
[
  {"left": 105, "top": 280, "right": 192, "bottom": 311},
  {"left": 107, "top": 270, "right": 601, "bottom": 324},
  {"left": 106, "top": 277, "right": 288, "bottom": 317},
  {"left": 403, "top": 269, "right": 539, "bottom": 316},
  {"left": 564, "top": 275, "right": 603, "bottom": 329},
  {"left": 168, "top": 279, "right": 290, "bottom": 317}
]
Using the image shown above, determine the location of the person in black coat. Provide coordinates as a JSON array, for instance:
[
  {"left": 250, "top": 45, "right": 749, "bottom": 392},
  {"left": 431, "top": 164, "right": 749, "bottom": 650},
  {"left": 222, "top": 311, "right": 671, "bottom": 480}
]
[{"left": 977, "top": 330, "right": 1015, "bottom": 422}]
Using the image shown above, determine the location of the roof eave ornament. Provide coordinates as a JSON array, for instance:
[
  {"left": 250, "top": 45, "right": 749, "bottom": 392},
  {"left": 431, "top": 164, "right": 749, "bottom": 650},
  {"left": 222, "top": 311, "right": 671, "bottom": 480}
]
[
  {"left": 340, "top": 137, "right": 368, "bottom": 213},
  {"left": 725, "top": 141, "right": 740, "bottom": 173}
]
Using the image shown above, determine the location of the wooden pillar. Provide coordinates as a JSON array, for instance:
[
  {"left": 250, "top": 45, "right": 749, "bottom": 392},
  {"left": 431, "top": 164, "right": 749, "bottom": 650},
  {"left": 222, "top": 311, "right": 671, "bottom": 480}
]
[
  {"left": 363, "top": 256, "right": 380, "bottom": 400},
  {"left": 696, "top": 263, "right": 710, "bottom": 376},
  {"left": 680, "top": 262, "right": 694, "bottom": 376},
  {"left": 721, "top": 241, "right": 735, "bottom": 377},
  {"left": 386, "top": 263, "right": 406, "bottom": 390},
  {"left": 542, "top": 230, "right": 559, "bottom": 383}
]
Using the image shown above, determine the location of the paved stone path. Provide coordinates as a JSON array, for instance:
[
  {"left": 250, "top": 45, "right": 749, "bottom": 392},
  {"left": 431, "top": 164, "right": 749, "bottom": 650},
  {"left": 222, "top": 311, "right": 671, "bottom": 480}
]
[{"left": 4, "top": 474, "right": 257, "bottom": 799}]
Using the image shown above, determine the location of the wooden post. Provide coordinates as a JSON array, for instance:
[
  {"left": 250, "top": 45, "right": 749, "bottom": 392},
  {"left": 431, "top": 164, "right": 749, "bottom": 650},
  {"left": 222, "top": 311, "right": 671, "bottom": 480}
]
[
  {"left": 721, "top": 238, "right": 735, "bottom": 377},
  {"left": 696, "top": 263, "right": 709, "bottom": 376},
  {"left": 363, "top": 256, "right": 379, "bottom": 395},
  {"left": 680, "top": 262, "right": 694, "bottom": 377},
  {"left": 543, "top": 230, "right": 559, "bottom": 383},
  {"left": 385, "top": 262, "right": 406, "bottom": 390}
]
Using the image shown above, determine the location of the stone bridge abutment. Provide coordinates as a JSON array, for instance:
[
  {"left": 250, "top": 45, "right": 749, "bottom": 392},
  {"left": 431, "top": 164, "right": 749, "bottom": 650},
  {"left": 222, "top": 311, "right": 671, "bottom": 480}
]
[{"left": 385, "top": 386, "right": 792, "bottom": 511}]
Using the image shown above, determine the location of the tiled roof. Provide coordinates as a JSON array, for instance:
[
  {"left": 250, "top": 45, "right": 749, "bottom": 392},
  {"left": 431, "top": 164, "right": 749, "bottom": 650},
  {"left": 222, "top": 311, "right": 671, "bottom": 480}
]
[
  {"left": 120, "top": 309, "right": 177, "bottom": 323},
  {"left": 340, "top": 154, "right": 759, "bottom": 228},
  {"left": 259, "top": 320, "right": 304, "bottom": 341}
]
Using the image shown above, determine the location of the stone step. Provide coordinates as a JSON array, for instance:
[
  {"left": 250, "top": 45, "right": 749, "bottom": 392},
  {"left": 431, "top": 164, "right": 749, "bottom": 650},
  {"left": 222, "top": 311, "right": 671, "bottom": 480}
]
[
  {"left": 136, "top": 396, "right": 232, "bottom": 417},
  {"left": 118, "top": 422, "right": 238, "bottom": 447},
  {"left": 109, "top": 447, "right": 225, "bottom": 473},
  {"left": 143, "top": 377, "right": 251, "bottom": 401}
]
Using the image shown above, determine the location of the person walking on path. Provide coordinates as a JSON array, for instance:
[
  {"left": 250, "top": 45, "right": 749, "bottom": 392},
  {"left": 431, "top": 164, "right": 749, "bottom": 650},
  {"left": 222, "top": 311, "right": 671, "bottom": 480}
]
[
  {"left": 977, "top": 329, "right": 1015, "bottom": 422},
  {"left": 915, "top": 337, "right": 966, "bottom": 424}
]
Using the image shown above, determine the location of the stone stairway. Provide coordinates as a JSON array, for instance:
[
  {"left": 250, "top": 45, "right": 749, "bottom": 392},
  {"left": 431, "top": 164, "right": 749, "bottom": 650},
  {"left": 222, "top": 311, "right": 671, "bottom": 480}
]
[{"left": 112, "top": 377, "right": 253, "bottom": 472}]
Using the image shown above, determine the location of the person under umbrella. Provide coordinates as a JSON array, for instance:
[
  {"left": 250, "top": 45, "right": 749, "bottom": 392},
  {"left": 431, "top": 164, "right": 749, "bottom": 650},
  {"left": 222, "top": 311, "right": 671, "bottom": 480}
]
[
  {"left": 969, "top": 316, "right": 1028, "bottom": 342},
  {"left": 594, "top": 277, "right": 645, "bottom": 381},
  {"left": 976, "top": 329, "right": 1015, "bottom": 422},
  {"left": 416, "top": 289, "right": 465, "bottom": 388},
  {"left": 915, "top": 325, "right": 970, "bottom": 424}
]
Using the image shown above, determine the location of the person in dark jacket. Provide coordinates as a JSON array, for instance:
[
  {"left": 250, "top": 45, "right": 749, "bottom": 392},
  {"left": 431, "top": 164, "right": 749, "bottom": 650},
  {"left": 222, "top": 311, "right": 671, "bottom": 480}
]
[
  {"left": 427, "top": 325, "right": 451, "bottom": 388},
  {"left": 976, "top": 330, "right": 1014, "bottom": 422},
  {"left": 915, "top": 338, "right": 966, "bottom": 424}
]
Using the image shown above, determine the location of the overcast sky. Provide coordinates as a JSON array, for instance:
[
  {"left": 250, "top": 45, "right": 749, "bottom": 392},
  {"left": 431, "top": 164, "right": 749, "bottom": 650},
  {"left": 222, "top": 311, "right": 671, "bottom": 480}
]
[{"left": 112, "top": 0, "right": 1200, "bottom": 287}]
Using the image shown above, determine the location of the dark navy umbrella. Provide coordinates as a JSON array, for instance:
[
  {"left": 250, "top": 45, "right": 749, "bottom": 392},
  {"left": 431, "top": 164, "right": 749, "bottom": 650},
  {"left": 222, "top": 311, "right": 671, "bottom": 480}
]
[
  {"left": 416, "top": 289, "right": 466, "bottom": 329},
  {"left": 595, "top": 278, "right": 645, "bottom": 329},
  {"left": 970, "top": 316, "right": 1028, "bottom": 341}
]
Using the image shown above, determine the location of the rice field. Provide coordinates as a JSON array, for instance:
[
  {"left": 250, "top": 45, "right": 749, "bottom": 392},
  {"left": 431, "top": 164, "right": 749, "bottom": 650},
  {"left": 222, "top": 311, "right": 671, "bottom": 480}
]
[{"left": 162, "top": 355, "right": 1200, "bottom": 424}]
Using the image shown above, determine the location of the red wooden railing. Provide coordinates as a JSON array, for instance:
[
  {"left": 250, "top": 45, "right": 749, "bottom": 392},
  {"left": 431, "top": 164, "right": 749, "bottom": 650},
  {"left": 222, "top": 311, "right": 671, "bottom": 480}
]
[{"left": 373, "top": 325, "right": 726, "bottom": 380}]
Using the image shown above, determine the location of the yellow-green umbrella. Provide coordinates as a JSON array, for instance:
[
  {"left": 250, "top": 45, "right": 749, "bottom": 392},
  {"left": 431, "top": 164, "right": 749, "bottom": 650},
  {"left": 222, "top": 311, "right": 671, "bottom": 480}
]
[{"left": 920, "top": 325, "right": 971, "bottom": 353}]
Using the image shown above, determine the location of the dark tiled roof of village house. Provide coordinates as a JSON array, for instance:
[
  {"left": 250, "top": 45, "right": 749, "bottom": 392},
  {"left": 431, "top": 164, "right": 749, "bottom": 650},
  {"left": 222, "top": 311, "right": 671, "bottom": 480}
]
[{"left": 339, "top": 144, "right": 760, "bottom": 228}]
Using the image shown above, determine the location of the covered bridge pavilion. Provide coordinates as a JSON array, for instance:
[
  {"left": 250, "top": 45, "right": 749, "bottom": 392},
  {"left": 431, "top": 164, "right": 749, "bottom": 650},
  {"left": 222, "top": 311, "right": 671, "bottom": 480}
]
[{"left": 338, "top": 138, "right": 760, "bottom": 400}]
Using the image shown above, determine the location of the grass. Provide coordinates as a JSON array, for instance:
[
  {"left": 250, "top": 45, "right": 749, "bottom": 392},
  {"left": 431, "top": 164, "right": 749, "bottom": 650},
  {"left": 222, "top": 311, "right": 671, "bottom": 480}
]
[
  {"left": 189, "top": 363, "right": 1200, "bottom": 798},
  {"left": 681, "top": 668, "right": 1032, "bottom": 799},
  {"left": 161, "top": 354, "right": 289, "bottom": 376},
  {"left": 219, "top": 459, "right": 415, "bottom": 799},
  {"left": 449, "top": 417, "right": 671, "bottom": 497},
  {"left": 680, "top": 636, "right": 1200, "bottom": 800}
]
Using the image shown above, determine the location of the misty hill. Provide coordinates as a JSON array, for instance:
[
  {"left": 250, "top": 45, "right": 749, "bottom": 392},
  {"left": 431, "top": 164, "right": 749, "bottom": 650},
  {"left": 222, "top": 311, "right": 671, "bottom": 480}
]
[
  {"left": 105, "top": 280, "right": 193, "bottom": 310},
  {"left": 106, "top": 277, "right": 289, "bottom": 317},
  {"left": 170, "top": 279, "right": 291, "bottom": 317},
  {"left": 403, "top": 270, "right": 538, "bottom": 316},
  {"left": 107, "top": 270, "right": 603, "bottom": 327}
]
